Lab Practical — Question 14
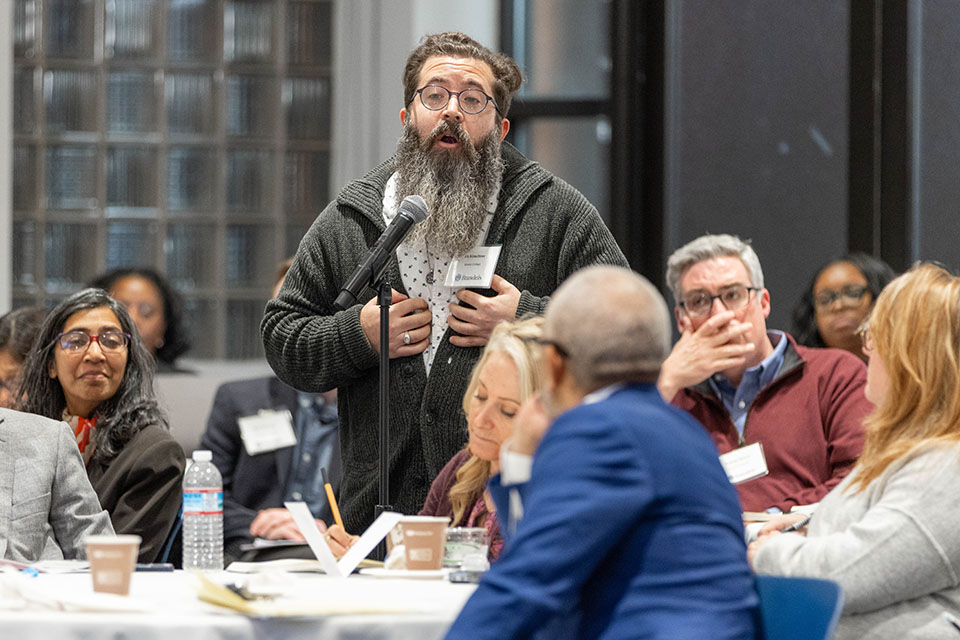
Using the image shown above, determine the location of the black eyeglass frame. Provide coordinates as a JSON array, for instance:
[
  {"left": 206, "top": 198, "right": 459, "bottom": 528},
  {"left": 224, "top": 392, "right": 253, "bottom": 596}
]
[
  {"left": 677, "top": 285, "right": 760, "bottom": 319},
  {"left": 413, "top": 84, "right": 503, "bottom": 116},
  {"left": 534, "top": 337, "right": 569, "bottom": 358},
  {"left": 813, "top": 284, "right": 870, "bottom": 311}
]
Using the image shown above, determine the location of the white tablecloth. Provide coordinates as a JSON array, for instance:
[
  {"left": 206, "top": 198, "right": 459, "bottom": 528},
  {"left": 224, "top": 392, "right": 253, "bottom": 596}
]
[{"left": 0, "top": 570, "right": 477, "bottom": 640}]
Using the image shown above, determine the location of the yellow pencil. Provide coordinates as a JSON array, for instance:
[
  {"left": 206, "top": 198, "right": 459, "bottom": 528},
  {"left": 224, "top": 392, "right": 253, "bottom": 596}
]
[{"left": 322, "top": 467, "right": 344, "bottom": 529}]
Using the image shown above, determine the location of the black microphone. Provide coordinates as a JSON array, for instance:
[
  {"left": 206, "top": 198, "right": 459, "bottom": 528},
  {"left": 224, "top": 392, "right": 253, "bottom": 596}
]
[{"left": 334, "top": 195, "right": 429, "bottom": 310}]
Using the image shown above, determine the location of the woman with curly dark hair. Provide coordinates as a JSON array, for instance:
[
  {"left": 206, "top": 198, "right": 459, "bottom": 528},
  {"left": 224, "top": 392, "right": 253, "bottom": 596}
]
[
  {"left": 16, "top": 288, "right": 185, "bottom": 562},
  {"left": 89, "top": 268, "right": 191, "bottom": 371},
  {"left": 791, "top": 253, "right": 895, "bottom": 361},
  {"left": 0, "top": 306, "right": 47, "bottom": 408}
]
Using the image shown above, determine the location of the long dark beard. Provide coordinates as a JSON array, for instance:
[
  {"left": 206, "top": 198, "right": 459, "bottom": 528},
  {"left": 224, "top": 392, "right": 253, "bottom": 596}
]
[{"left": 393, "top": 119, "right": 504, "bottom": 256}]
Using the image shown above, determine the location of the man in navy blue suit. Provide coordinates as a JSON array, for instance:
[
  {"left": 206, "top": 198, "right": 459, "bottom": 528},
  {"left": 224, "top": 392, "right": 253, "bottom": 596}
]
[{"left": 446, "top": 265, "right": 759, "bottom": 640}]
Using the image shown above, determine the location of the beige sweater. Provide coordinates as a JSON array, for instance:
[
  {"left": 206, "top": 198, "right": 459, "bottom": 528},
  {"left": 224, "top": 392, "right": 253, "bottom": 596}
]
[{"left": 754, "top": 442, "right": 960, "bottom": 639}]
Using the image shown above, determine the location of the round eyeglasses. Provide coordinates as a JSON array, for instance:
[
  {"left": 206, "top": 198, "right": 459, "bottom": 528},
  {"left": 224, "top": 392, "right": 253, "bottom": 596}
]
[
  {"left": 54, "top": 329, "right": 130, "bottom": 353},
  {"left": 813, "top": 284, "right": 869, "bottom": 312},
  {"left": 678, "top": 285, "right": 759, "bottom": 319},
  {"left": 414, "top": 85, "right": 500, "bottom": 115}
]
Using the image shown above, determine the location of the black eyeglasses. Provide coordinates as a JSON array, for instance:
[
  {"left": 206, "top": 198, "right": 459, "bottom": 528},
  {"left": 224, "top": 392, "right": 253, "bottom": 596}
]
[
  {"left": 53, "top": 329, "right": 131, "bottom": 353},
  {"left": 414, "top": 85, "right": 501, "bottom": 116},
  {"left": 534, "top": 337, "right": 569, "bottom": 358},
  {"left": 813, "top": 285, "right": 869, "bottom": 311},
  {"left": 678, "top": 285, "right": 759, "bottom": 319}
]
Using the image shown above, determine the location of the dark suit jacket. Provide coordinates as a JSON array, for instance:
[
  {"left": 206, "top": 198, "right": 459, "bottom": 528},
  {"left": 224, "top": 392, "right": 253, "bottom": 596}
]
[
  {"left": 86, "top": 424, "right": 185, "bottom": 563},
  {"left": 201, "top": 376, "right": 342, "bottom": 545}
]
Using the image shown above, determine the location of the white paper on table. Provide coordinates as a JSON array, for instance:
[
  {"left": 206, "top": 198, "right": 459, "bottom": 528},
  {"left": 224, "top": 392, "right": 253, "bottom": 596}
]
[{"left": 284, "top": 502, "right": 402, "bottom": 578}]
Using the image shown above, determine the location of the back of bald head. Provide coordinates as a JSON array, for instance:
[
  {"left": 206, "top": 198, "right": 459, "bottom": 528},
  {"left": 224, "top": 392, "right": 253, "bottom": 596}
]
[{"left": 544, "top": 266, "right": 671, "bottom": 393}]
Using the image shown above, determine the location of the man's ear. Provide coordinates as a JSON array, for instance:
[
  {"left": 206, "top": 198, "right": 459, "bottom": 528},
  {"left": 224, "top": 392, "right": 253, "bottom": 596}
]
[
  {"left": 544, "top": 345, "right": 566, "bottom": 391},
  {"left": 399, "top": 108, "right": 407, "bottom": 126},
  {"left": 674, "top": 306, "right": 686, "bottom": 332},
  {"left": 759, "top": 288, "right": 772, "bottom": 319},
  {"left": 499, "top": 117, "right": 510, "bottom": 141}
]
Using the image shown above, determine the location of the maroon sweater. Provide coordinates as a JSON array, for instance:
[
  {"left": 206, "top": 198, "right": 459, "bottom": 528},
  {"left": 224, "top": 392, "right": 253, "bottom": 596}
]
[
  {"left": 672, "top": 333, "right": 869, "bottom": 512},
  {"left": 419, "top": 448, "right": 503, "bottom": 558}
]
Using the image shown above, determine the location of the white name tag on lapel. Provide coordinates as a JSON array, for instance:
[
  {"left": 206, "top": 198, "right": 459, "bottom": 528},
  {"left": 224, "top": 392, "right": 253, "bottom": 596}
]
[
  {"left": 238, "top": 409, "right": 297, "bottom": 456},
  {"left": 444, "top": 245, "right": 502, "bottom": 288},
  {"left": 718, "top": 442, "right": 769, "bottom": 485}
]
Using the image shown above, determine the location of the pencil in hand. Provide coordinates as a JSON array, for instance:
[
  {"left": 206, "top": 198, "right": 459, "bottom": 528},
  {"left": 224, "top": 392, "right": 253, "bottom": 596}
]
[{"left": 322, "top": 467, "right": 344, "bottom": 529}]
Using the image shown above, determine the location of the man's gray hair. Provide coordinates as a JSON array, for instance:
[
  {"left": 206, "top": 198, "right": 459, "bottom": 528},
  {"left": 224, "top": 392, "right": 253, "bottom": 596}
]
[
  {"left": 665, "top": 234, "right": 764, "bottom": 300},
  {"left": 544, "top": 265, "right": 671, "bottom": 392}
]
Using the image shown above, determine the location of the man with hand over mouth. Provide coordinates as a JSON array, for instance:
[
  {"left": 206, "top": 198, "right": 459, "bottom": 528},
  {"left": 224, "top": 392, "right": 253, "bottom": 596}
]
[{"left": 658, "top": 234, "right": 870, "bottom": 513}]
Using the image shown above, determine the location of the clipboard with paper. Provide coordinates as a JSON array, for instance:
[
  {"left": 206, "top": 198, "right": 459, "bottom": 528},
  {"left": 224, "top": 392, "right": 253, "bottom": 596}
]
[{"left": 284, "top": 501, "right": 402, "bottom": 577}]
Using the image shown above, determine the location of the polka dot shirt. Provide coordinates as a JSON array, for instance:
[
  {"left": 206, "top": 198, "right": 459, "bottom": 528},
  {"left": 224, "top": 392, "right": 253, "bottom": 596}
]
[{"left": 382, "top": 173, "right": 499, "bottom": 375}]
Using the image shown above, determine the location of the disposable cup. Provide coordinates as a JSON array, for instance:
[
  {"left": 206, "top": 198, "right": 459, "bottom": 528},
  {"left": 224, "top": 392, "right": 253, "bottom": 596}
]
[
  {"left": 86, "top": 534, "right": 141, "bottom": 595},
  {"left": 398, "top": 516, "right": 449, "bottom": 570}
]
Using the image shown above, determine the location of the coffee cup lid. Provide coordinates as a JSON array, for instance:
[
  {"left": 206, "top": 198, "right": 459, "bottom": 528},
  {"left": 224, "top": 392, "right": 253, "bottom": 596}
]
[
  {"left": 85, "top": 534, "right": 142, "bottom": 545},
  {"left": 399, "top": 516, "right": 450, "bottom": 524}
]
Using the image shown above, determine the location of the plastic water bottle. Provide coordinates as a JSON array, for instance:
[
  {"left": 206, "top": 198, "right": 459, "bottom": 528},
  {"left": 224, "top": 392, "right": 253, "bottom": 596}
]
[{"left": 182, "top": 450, "right": 223, "bottom": 571}]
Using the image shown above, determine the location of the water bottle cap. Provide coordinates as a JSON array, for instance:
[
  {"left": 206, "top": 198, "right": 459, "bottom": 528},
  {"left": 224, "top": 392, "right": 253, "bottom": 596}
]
[{"left": 192, "top": 450, "right": 212, "bottom": 462}]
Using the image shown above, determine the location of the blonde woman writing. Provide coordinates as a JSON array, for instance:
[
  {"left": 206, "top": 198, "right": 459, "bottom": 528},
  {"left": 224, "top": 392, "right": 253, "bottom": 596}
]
[{"left": 326, "top": 317, "right": 543, "bottom": 559}]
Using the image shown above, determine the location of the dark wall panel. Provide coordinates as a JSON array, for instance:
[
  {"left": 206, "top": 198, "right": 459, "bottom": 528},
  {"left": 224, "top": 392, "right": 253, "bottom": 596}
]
[
  {"left": 663, "top": 0, "right": 849, "bottom": 331},
  {"left": 914, "top": 0, "right": 960, "bottom": 270}
]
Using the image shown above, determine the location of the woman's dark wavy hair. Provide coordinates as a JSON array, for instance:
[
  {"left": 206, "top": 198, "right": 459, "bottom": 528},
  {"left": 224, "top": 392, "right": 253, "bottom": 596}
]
[
  {"left": 89, "top": 267, "right": 191, "bottom": 366},
  {"left": 0, "top": 306, "right": 47, "bottom": 363},
  {"left": 15, "top": 288, "right": 168, "bottom": 461},
  {"left": 792, "top": 252, "right": 897, "bottom": 348}
]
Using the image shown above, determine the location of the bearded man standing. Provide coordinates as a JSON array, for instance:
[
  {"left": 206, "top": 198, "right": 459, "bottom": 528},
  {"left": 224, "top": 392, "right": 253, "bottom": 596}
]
[{"left": 261, "top": 32, "right": 627, "bottom": 531}]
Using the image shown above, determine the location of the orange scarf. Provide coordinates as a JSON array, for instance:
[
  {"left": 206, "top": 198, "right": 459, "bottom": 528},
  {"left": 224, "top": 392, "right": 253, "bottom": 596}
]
[{"left": 64, "top": 412, "right": 97, "bottom": 466}]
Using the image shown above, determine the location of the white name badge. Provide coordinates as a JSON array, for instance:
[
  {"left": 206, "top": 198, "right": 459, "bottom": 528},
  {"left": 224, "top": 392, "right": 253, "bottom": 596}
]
[
  {"left": 238, "top": 409, "right": 297, "bottom": 456},
  {"left": 718, "top": 442, "right": 770, "bottom": 485},
  {"left": 444, "top": 245, "right": 503, "bottom": 288}
]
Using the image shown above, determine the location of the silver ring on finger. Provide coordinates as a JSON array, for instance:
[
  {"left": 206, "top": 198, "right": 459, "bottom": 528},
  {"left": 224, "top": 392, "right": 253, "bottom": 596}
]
[{"left": 403, "top": 331, "right": 411, "bottom": 345}]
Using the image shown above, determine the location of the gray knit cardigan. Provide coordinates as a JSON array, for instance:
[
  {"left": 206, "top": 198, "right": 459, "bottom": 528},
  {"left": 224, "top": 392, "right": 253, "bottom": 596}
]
[{"left": 261, "top": 142, "right": 628, "bottom": 531}]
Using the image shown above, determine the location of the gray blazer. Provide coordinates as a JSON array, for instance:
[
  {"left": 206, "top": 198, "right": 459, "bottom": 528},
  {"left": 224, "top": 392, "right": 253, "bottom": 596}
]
[{"left": 0, "top": 408, "right": 114, "bottom": 563}]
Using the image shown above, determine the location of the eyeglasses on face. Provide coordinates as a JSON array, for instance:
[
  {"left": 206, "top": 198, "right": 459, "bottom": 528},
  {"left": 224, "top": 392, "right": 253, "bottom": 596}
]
[
  {"left": 534, "top": 337, "right": 569, "bottom": 358},
  {"left": 678, "top": 285, "right": 758, "bottom": 319},
  {"left": 414, "top": 85, "right": 500, "bottom": 116},
  {"left": 813, "top": 284, "right": 869, "bottom": 312},
  {"left": 54, "top": 329, "right": 130, "bottom": 353}
]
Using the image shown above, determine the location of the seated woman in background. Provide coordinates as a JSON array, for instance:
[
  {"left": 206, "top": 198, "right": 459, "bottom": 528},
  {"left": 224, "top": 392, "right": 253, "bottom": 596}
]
[
  {"left": 791, "top": 252, "right": 895, "bottom": 361},
  {"left": 16, "top": 289, "right": 185, "bottom": 562},
  {"left": 751, "top": 264, "right": 960, "bottom": 640},
  {"left": 326, "top": 317, "right": 544, "bottom": 560},
  {"left": 0, "top": 306, "right": 47, "bottom": 408},
  {"left": 89, "top": 268, "right": 191, "bottom": 372}
]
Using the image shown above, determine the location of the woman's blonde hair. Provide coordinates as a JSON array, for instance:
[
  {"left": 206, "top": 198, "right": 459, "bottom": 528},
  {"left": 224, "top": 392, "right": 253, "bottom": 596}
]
[
  {"left": 448, "top": 316, "right": 544, "bottom": 524},
  {"left": 850, "top": 263, "right": 960, "bottom": 491}
]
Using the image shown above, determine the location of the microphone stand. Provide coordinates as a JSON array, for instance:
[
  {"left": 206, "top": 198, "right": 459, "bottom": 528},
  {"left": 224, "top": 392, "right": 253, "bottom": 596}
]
[{"left": 373, "top": 280, "right": 393, "bottom": 561}]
